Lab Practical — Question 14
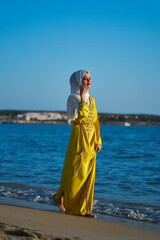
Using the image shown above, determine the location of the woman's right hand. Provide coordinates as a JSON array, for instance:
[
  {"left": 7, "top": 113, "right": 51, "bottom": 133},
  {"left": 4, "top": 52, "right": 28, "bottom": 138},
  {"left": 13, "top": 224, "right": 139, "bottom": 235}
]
[{"left": 80, "top": 85, "right": 89, "bottom": 101}]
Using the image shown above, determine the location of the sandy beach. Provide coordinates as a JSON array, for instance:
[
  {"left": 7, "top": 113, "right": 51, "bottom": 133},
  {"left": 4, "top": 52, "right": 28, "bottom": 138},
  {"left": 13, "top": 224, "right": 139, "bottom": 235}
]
[{"left": 0, "top": 204, "right": 159, "bottom": 240}]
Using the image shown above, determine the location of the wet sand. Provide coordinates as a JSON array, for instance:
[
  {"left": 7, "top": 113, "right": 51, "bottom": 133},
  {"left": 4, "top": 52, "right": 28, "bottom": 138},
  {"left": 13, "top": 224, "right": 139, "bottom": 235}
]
[{"left": 0, "top": 204, "right": 159, "bottom": 240}]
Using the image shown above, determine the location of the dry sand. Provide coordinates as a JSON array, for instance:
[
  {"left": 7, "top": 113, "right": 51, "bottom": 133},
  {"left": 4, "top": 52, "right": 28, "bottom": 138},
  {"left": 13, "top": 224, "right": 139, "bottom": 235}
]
[{"left": 0, "top": 204, "right": 159, "bottom": 240}]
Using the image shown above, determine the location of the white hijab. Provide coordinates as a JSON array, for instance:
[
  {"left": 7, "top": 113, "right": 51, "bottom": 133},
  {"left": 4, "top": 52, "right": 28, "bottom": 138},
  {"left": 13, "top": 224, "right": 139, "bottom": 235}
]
[{"left": 67, "top": 70, "right": 90, "bottom": 125}]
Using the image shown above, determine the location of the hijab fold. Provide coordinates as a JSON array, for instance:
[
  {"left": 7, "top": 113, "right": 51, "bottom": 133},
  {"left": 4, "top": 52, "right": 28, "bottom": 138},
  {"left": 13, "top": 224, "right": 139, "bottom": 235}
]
[{"left": 67, "top": 70, "right": 90, "bottom": 125}]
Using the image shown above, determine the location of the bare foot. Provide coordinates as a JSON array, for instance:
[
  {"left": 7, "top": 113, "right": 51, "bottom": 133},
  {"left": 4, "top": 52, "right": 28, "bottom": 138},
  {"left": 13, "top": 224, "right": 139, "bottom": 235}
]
[
  {"left": 85, "top": 213, "right": 97, "bottom": 219},
  {"left": 58, "top": 203, "right": 66, "bottom": 211},
  {"left": 57, "top": 195, "right": 66, "bottom": 212}
]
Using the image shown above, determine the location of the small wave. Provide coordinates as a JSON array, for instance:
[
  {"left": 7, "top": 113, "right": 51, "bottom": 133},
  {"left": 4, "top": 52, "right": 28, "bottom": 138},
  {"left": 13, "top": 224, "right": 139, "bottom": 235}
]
[
  {"left": 0, "top": 185, "right": 55, "bottom": 205},
  {"left": 92, "top": 199, "right": 160, "bottom": 224}
]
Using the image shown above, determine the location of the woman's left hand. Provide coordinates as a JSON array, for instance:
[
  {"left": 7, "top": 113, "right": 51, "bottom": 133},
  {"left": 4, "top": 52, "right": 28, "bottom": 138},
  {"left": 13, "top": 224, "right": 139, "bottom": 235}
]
[{"left": 95, "top": 146, "right": 102, "bottom": 152}]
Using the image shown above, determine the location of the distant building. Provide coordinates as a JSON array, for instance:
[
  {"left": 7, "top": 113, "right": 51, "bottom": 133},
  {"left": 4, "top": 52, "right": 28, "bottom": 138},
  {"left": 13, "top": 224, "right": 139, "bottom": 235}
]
[{"left": 17, "top": 112, "right": 64, "bottom": 122}]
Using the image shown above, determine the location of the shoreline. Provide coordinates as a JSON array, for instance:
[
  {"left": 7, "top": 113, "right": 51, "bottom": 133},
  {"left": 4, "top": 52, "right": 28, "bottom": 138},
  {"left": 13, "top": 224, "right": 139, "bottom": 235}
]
[
  {"left": 0, "top": 203, "right": 159, "bottom": 240},
  {"left": 1, "top": 196, "right": 160, "bottom": 231}
]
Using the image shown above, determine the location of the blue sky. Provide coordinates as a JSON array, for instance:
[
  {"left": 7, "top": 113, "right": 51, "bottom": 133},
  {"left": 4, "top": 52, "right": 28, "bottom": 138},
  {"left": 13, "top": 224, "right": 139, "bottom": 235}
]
[{"left": 0, "top": 0, "right": 160, "bottom": 114}]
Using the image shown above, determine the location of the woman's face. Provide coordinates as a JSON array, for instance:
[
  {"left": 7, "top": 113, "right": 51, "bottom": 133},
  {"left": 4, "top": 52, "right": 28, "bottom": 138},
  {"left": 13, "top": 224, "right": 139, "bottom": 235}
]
[{"left": 81, "top": 72, "right": 91, "bottom": 89}]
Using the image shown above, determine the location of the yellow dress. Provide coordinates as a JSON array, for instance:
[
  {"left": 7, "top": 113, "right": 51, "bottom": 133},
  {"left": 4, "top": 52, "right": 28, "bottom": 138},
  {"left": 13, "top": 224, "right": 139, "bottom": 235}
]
[{"left": 53, "top": 96, "right": 102, "bottom": 216}]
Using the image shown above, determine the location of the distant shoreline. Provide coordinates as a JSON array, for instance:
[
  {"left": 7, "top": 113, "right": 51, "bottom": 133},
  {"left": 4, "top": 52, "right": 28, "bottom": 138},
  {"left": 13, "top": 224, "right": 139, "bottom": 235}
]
[{"left": 0, "top": 110, "right": 160, "bottom": 126}]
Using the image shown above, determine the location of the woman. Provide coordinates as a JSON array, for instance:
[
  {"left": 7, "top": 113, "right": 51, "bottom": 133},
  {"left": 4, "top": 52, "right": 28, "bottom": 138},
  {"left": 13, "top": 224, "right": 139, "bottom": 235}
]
[{"left": 53, "top": 70, "right": 102, "bottom": 218}]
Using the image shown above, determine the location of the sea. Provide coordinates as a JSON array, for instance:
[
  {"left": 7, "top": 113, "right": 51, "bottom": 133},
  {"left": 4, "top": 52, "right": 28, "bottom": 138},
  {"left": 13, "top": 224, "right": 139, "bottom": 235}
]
[{"left": 0, "top": 124, "right": 160, "bottom": 230}]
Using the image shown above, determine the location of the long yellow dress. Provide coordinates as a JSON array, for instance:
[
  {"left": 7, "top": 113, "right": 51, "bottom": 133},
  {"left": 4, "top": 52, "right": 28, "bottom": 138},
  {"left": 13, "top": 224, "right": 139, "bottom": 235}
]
[{"left": 53, "top": 96, "right": 102, "bottom": 216}]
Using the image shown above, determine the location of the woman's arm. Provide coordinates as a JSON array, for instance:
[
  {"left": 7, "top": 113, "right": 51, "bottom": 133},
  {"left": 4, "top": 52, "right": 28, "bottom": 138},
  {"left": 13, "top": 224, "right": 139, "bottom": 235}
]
[
  {"left": 70, "top": 85, "right": 90, "bottom": 124},
  {"left": 68, "top": 95, "right": 89, "bottom": 124},
  {"left": 78, "top": 100, "right": 89, "bottom": 120},
  {"left": 77, "top": 84, "right": 90, "bottom": 120},
  {"left": 95, "top": 114, "right": 102, "bottom": 152}
]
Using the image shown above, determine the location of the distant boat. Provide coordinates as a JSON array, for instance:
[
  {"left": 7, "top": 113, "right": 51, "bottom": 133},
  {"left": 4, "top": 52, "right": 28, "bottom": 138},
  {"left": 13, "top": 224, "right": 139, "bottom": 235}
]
[{"left": 124, "top": 122, "right": 131, "bottom": 126}]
